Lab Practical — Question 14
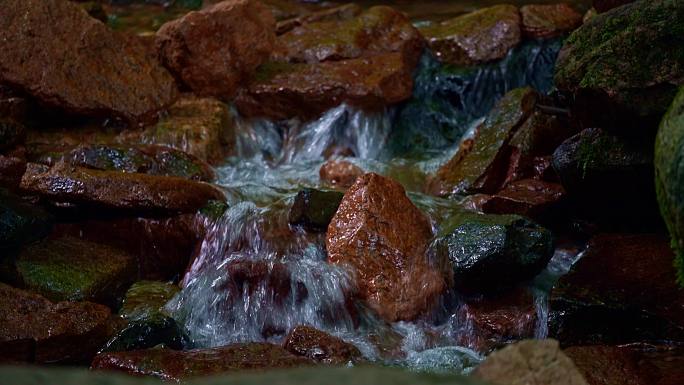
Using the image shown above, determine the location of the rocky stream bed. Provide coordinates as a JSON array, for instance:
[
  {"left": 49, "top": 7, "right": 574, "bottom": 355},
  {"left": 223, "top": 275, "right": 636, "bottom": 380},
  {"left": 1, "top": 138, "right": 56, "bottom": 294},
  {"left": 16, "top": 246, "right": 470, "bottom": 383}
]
[{"left": 2, "top": 0, "right": 684, "bottom": 384}]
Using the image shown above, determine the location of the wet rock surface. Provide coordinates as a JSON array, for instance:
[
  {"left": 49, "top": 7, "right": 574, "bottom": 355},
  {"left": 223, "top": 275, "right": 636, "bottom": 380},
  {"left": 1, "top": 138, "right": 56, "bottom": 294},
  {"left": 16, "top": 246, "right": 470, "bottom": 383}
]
[
  {"left": 288, "top": 189, "right": 344, "bottom": 232},
  {"left": 275, "top": 3, "right": 362, "bottom": 35},
  {"left": 327, "top": 173, "right": 445, "bottom": 322},
  {"left": 0, "top": 0, "right": 177, "bottom": 124},
  {"left": 155, "top": 0, "right": 276, "bottom": 100},
  {"left": 282, "top": 325, "right": 363, "bottom": 364},
  {"left": 520, "top": 4, "right": 582, "bottom": 39},
  {"left": 0, "top": 189, "right": 53, "bottom": 252},
  {"left": 319, "top": 160, "right": 364, "bottom": 188}
]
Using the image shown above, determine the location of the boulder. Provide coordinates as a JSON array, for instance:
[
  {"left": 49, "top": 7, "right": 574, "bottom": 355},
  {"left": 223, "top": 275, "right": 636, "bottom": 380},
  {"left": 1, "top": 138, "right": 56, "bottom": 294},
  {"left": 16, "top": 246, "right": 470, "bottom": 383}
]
[
  {"left": 326, "top": 173, "right": 446, "bottom": 322},
  {"left": 20, "top": 162, "right": 224, "bottom": 214},
  {"left": 91, "top": 343, "right": 313, "bottom": 381},
  {"left": 433, "top": 211, "right": 553, "bottom": 293},
  {"left": 520, "top": 4, "right": 582, "bottom": 39},
  {"left": 120, "top": 281, "right": 180, "bottom": 321},
  {"left": 473, "top": 339, "right": 588, "bottom": 385},
  {"left": 555, "top": 0, "right": 684, "bottom": 131},
  {"left": 0, "top": 0, "right": 177, "bottom": 124},
  {"left": 419, "top": 5, "right": 521, "bottom": 66},
  {"left": 429, "top": 88, "right": 538, "bottom": 197},
  {"left": 155, "top": 0, "right": 276, "bottom": 99},
  {"left": 480, "top": 179, "right": 566, "bottom": 224},
  {"left": 0, "top": 189, "right": 53, "bottom": 252},
  {"left": 319, "top": 160, "right": 364, "bottom": 188},
  {"left": 0, "top": 283, "right": 113, "bottom": 364},
  {"left": 282, "top": 325, "right": 362, "bottom": 365},
  {"left": 235, "top": 53, "right": 415, "bottom": 120},
  {"left": 288, "top": 189, "right": 344, "bottom": 233},
  {"left": 101, "top": 314, "right": 189, "bottom": 353}
]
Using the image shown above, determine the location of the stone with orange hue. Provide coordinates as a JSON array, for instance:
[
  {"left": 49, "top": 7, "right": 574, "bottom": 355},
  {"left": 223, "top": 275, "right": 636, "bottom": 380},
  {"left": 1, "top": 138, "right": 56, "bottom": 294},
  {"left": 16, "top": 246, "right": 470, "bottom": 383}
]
[
  {"left": 155, "top": 0, "right": 276, "bottom": 100},
  {"left": 326, "top": 173, "right": 446, "bottom": 322},
  {"left": 319, "top": 160, "right": 364, "bottom": 188},
  {"left": 283, "top": 325, "right": 363, "bottom": 364},
  {"left": 520, "top": 4, "right": 583, "bottom": 39},
  {"left": 481, "top": 179, "right": 566, "bottom": 223}
]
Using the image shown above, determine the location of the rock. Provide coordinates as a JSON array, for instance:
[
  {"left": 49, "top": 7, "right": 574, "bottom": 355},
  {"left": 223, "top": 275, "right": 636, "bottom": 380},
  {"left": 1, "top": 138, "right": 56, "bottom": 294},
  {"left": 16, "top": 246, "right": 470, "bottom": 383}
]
[
  {"left": 555, "top": 0, "right": 684, "bottom": 130},
  {"left": 473, "top": 339, "right": 589, "bottom": 385},
  {"left": 288, "top": 189, "right": 344, "bottom": 233},
  {"left": 20, "top": 162, "right": 224, "bottom": 214},
  {"left": 273, "top": 6, "right": 424, "bottom": 65},
  {"left": 2, "top": 236, "right": 136, "bottom": 306},
  {"left": 552, "top": 127, "right": 659, "bottom": 227},
  {"left": 0, "top": 152, "right": 26, "bottom": 190},
  {"left": 0, "top": 283, "right": 113, "bottom": 364},
  {"left": 326, "top": 173, "right": 445, "bottom": 322},
  {"left": 564, "top": 344, "right": 684, "bottom": 385},
  {"left": 276, "top": 4, "right": 362, "bottom": 35},
  {"left": 520, "top": 4, "right": 582, "bottom": 39},
  {"left": 593, "top": 0, "right": 636, "bottom": 13},
  {"left": 550, "top": 234, "right": 684, "bottom": 345},
  {"left": 0, "top": 0, "right": 177, "bottom": 125},
  {"left": 91, "top": 343, "right": 313, "bottom": 380},
  {"left": 429, "top": 88, "right": 538, "bottom": 197},
  {"left": 319, "top": 160, "right": 364, "bottom": 188},
  {"left": 434, "top": 211, "right": 553, "bottom": 293},
  {"left": 155, "top": 0, "right": 276, "bottom": 99},
  {"left": 480, "top": 179, "right": 566, "bottom": 224},
  {"left": 0, "top": 189, "right": 53, "bottom": 252},
  {"left": 656, "top": 86, "right": 684, "bottom": 283},
  {"left": 101, "top": 314, "right": 189, "bottom": 353},
  {"left": 78, "top": 1, "right": 108, "bottom": 22},
  {"left": 419, "top": 5, "right": 521, "bottom": 66},
  {"left": 0, "top": 119, "right": 24, "bottom": 152},
  {"left": 282, "top": 325, "right": 362, "bottom": 365},
  {"left": 120, "top": 281, "right": 180, "bottom": 321},
  {"left": 235, "top": 53, "right": 415, "bottom": 120}
]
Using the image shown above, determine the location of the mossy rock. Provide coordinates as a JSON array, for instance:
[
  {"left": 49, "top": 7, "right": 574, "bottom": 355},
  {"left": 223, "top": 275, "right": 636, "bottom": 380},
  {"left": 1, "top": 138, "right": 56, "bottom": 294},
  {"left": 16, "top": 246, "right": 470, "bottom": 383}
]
[
  {"left": 434, "top": 210, "right": 553, "bottom": 292},
  {"left": 198, "top": 199, "right": 229, "bottom": 222},
  {"left": 0, "top": 189, "right": 53, "bottom": 252},
  {"left": 101, "top": 314, "right": 190, "bottom": 352},
  {"left": 288, "top": 189, "right": 344, "bottom": 232},
  {"left": 656, "top": 86, "right": 684, "bottom": 285},
  {"left": 120, "top": 280, "right": 180, "bottom": 320}
]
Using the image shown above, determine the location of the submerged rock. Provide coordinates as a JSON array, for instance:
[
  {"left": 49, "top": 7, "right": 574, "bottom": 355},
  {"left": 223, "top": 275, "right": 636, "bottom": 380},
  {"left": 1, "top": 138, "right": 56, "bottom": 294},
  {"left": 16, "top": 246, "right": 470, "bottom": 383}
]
[
  {"left": 0, "top": 283, "right": 113, "bottom": 364},
  {"left": 0, "top": 0, "right": 177, "bottom": 124},
  {"left": 473, "top": 339, "right": 588, "bottom": 385},
  {"left": 326, "top": 173, "right": 445, "bottom": 322},
  {"left": 91, "top": 343, "right": 313, "bottom": 380},
  {"left": 434, "top": 211, "right": 553, "bottom": 292},
  {"left": 20, "top": 162, "right": 224, "bottom": 214},
  {"left": 419, "top": 5, "right": 521, "bottom": 66},
  {"left": 0, "top": 189, "right": 53, "bottom": 252},
  {"left": 288, "top": 189, "right": 344, "bottom": 233},
  {"left": 101, "top": 314, "right": 189, "bottom": 353},
  {"left": 520, "top": 4, "right": 582, "bottom": 39},
  {"left": 319, "top": 160, "right": 364, "bottom": 188},
  {"left": 155, "top": 0, "right": 276, "bottom": 99},
  {"left": 282, "top": 325, "right": 362, "bottom": 365},
  {"left": 555, "top": 0, "right": 684, "bottom": 130}
]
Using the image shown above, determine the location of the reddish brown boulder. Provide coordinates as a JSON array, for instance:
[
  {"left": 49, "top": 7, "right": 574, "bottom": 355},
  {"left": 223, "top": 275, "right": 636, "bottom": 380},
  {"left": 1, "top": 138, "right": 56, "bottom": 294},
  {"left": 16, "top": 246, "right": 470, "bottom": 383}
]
[
  {"left": 0, "top": 283, "right": 113, "bottom": 364},
  {"left": 91, "top": 343, "right": 312, "bottom": 381},
  {"left": 276, "top": 4, "right": 362, "bottom": 35},
  {"left": 20, "top": 162, "right": 224, "bottom": 214},
  {"left": 481, "top": 179, "right": 566, "bottom": 223},
  {"left": 235, "top": 53, "right": 415, "bottom": 120},
  {"left": 326, "top": 173, "right": 446, "bottom": 322},
  {"left": 419, "top": 5, "right": 521, "bottom": 66},
  {"left": 155, "top": 0, "right": 276, "bottom": 100},
  {"left": 319, "top": 160, "right": 363, "bottom": 188},
  {"left": 520, "top": 4, "right": 583, "bottom": 39},
  {"left": 283, "top": 325, "right": 363, "bottom": 364},
  {"left": 0, "top": 0, "right": 177, "bottom": 125}
]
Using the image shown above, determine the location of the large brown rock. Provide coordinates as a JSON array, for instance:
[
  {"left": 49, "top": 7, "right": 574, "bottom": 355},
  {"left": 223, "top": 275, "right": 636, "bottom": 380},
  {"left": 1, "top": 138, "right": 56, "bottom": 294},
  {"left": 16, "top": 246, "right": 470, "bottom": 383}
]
[
  {"left": 319, "top": 160, "right": 364, "bottom": 189},
  {"left": 283, "top": 325, "right": 362, "bottom": 365},
  {"left": 326, "top": 173, "right": 446, "bottom": 322},
  {"left": 0, "top": 0, "right": 177, "bottom": 125},
  {"left": 520, "top": 4, "right": 583, "bottom": 39},
  {"left": 419, "top": 5, "right": 521, "bottom": 66},
  {"left": 155, "top": 0, "right": 276, "bottom": 100},
  {"left": 91, "top": 343, "right": 312, "bottom": 381},
  {"left": 235, "top": 53, "right": 414, "bottom": 120},
  {"left": 0, "top": 283, "right": 113, "bottom": 364},
  {"left": 20, "top": 162, "right": 224, "bottom": 214}
]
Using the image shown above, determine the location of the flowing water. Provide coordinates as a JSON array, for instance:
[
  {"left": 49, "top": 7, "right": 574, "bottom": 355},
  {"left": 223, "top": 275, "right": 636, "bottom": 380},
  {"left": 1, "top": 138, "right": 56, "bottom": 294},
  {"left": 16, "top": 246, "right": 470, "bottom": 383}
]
[{"left": 164, "top": 28, "right": 582, "bottom": 375}]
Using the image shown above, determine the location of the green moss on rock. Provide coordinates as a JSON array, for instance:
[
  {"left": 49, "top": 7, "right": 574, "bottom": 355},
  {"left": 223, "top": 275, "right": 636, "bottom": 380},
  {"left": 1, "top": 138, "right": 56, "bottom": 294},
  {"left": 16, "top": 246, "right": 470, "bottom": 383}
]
[{"left": 120, "top": 280, "right": 180, "bottom": 321}]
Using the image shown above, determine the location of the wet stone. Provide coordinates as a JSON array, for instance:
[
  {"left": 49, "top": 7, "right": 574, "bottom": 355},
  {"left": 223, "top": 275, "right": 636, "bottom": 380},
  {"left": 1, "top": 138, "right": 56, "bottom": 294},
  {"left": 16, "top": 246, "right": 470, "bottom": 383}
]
[
  {"left": 480, "top": 179, "right": 566, "bottom": 224},
  {"left": 283, "top": 325, "right": 362, "bottom": 365},
  {"left": 0, "top": 189, "right": 53, "bottom": 252},
  {"left": 101, "top": 314, "right": 189, "bottom": 353},
  {"left": 520, "top": 4, "right": 582, "bottom": 39},
  {"left": 120, "top": 281, "right": 180, "bottom": 321},
  {"left": 288, "top": 189, "right": 344, "bottom": 233},
  {"left": 319, "top": 160, "right": 364, "bottom": 188},
  {"left": 276, "top": 4, "right": 362, "bottom": 35}
]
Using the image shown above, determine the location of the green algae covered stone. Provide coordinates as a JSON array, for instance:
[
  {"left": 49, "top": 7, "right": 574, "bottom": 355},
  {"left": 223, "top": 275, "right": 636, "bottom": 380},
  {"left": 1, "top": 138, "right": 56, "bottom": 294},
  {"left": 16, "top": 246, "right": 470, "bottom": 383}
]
[
  {"left": 120, "top": 280, "right": 180, "bottom": 321},
  {"left": 655, "top": 86, "right": 684, "bottom": 285}
]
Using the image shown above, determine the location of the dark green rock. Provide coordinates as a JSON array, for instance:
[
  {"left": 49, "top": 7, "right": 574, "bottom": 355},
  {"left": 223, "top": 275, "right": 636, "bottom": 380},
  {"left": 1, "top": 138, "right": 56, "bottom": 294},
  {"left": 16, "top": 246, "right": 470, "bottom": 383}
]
[
  {"left": 288, "top": 189, "right": 344, "bottom": 232},
  {"left": 0, "top": 118, "right": 24, "bottom": 152},
  {"left": 434, "top": 211, "right": 553, "bottom": 292},
  {"left": 555, "top": 0, "right": 684, "bottom": 130},
  {"left": 656, "top": 86, "right": 684, "bottom": 284},
  {"left": 4, "top": 237, "right": 136, "bottom": 306},
  {"left": 0, "top": 189, "right": 53, "bottom": 251},
  {"left": 198, "top": 199, "right": 229, "bottom": 222},
  {"left": 120, "top": 280, "right": 179, "bottom": 321},
  {"left": 101, "top": 314, "right": 190, "bottom": 352}
]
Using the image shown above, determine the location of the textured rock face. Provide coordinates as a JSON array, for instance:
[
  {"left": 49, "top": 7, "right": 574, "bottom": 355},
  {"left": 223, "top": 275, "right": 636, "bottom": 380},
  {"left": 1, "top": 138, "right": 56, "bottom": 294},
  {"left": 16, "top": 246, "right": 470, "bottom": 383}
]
[
  {"left": 0, "top": 0, "right": 177, "bottom": 124},
  {"left": 520, "top": 4, "right": 582, "bottom": 39},
  {"left": 319, "top": 160, "right": 364, "bottom": 188},
  {"left": 91, "top": 343, "right": 312, "bottom": 381},
  {"left": 0, "top": 283, "right": 113, "bottom": 364},
  {"left": 555, "top": 0, "right": 684, "bottom": 127},
  {"left": 155, "top": 0, "right": 276, "bottom": 99},
  {"left": 20, "top": 162, "right": 224, "bottom": 214},
  {"left": 420, "top": 5, "right": 521, "bottom": 66},
  {"left": 326, "top": 173, "right": 445, "bottom": 322},
  {"left": 235, "top": 53, "right": 415, "bottom": 120},
  {"left": 288, "top": 189, "right": 344, "bottom": 232},
  {"left": 283, "top": 325, "right": 362, "bottom": 364},
  {"left": 473, "top": 339, "right": 589, "bottom": 385}
]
